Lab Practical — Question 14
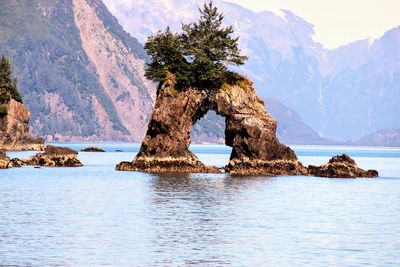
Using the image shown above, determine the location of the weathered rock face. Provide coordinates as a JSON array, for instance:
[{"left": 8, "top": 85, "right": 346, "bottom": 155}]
[
  {"left": 308, "top": 154, "right": 378, "bottom": 178},
  {"left": 213, "top": 78, "right": 306, "bottom": 175},
  {"left": 0, "top": 150, "right": 10, "bottom": 169},
  {"left": 117, "top": 74, "right": 305, "bottom": 175},
  {"left": 0, "top": 150, "right": 25, "bottom": 169},
  {"left": 25, "top": 145, "right": 83, "bottom": 167},
  {"left": 0, "top": 99, "right": 44, "bottom": 151},
  {"left": 116, "top": 75, "right": 219, "bottom": 173}
]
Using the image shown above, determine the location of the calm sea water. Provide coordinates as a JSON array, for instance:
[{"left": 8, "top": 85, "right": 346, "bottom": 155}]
[{"left": 1, "top": 143, "right": 400, "bottom": 266}]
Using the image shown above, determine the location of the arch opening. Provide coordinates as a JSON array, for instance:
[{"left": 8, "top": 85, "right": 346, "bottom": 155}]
[{"left": 190, "top": 110, "right": 232, "bottom": 169}]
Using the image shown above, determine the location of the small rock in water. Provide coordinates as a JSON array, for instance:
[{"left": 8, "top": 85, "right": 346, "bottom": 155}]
[
  {"left": 25, "top": 145, "right": 83, "bottom": 167},
  {"left": 81, "top": 147, "right": 105, "bottom": 152},
  {"left": 308, "top": 154, "right": 378, "bottom": 178}
]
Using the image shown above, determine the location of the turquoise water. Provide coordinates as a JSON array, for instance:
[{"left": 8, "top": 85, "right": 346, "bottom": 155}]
[{"left": 1, "top": 144, "right": 400, "bottom": 266}]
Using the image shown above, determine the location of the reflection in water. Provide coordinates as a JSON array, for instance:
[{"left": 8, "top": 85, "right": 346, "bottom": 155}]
[
  {"left": 1, "top": 147, "right": 400, "bottom": 266},
  {"left": 148, "top": 173, "right": 278, "bottom": 265}
]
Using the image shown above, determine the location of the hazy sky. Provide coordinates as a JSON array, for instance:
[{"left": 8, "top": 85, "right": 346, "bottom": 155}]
[{"left": 227, "top": 0, "right": 400, "bottom": 48}]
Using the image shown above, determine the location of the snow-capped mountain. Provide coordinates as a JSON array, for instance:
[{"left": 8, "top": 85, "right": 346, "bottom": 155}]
[{"left": 103, "top": 0, "right": 400, "bottom": 141}]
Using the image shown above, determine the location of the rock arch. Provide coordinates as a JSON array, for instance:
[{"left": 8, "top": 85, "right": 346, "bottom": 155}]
[{"left": 116, "top": 73, "right": 307, "bottom": 175}]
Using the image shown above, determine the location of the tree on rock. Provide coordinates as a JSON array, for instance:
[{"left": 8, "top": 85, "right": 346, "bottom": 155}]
[
  {"left": 182, "top": 1, "right": 248, "bottom": 89},
  {"left": 0, "top": 55, "right": 23, "bottom": 105},
  {"left": 145, "top": 27, "right": 193, "bottom": 89},
  {"left": 144, "top": 1, "right": 247, "bottom": 91}
]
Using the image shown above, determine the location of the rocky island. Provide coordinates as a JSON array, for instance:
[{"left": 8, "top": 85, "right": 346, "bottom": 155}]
[
  {"left": 25, "top": 145, "right": 83, "bottom": 167},
  {"left": 81, "top": 147, "right": 105, "bottom": 152},
  {"left": 117, "top": 74, "right": 306, "bottom": 175},
  {"left": 116, "top": 74, "right": 377, "bottom": 178},
  {"left": 1, "top": 145, "right": 83, "bottom": 169},
  {"left": 116, "top": 3, "right": 377, "bottom": 178},
  {"left": 308, "top": 154, "right": 378, "bottom": 178}
]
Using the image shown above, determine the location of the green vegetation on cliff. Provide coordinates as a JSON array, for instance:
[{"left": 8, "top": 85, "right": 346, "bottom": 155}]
[
  {"left": 0, "top": 55, "right": 23, "bottom": 117},
  {"left": 0, "top": 0, "right": 152, "bottom": 139},
  {"left": 0, "top": 55, "right": 22, "bottom": 105},
  {"left": 145, "top": 1, "right": 247, "bottom": 90}
]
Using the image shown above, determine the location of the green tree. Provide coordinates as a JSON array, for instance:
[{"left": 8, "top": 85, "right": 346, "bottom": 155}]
[
  {"left": 0, "top": 55, "right": 23, "bottom": 104},
  {"left": 145, "top": 27, "right": 193, "bottom": 89},
  {"left": 182, "top": 1, "right": 248, "bottom": 89},
  {"left": 144, "top": 1, "right": 247, "bottom": 91}
]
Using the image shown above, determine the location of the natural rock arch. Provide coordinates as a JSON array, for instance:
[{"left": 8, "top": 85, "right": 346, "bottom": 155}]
[{"left": 116, "top": 73, "right": 307, "bottom": 175}]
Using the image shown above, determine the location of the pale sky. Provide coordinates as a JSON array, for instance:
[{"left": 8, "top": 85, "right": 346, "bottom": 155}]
[{"left": 227, "top": 0, "right": 400, "bottom": 49}]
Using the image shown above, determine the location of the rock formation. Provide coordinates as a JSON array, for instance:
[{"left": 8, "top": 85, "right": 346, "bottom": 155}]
[
  {"left": 308, "top": 154, "right": 378, "bottom": 178},
  {"left": 0, "top": 150, "right": 10, "bottom": 169},
  {"left": 117, "top": 74, "right": 306, "bottom": 175},
  {"left": 116, "top": 75, "right": 219, "bottom": 173},
  {"left": 1, "top": 145, "right": 83, "bottom": 169},
  {"left": 0, "top": 99, "right": 44, "bottom": 151},
  {"left": 25, "top": 145, "right": 83, "bottom": 167},
  {"left": 213, "top": 78, "right": 307, "bottom": 176},
  {"left": 0, "top": 150, "right": 28, "bottom": 169}
]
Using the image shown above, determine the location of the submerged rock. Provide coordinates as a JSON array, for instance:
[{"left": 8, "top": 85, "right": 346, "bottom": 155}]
[
  {"left": 308, "top": 154, "right": 378, "bottom": 178},
  {"left": 25, "top": 145, "right": 83, "bottom": 167},
  {"left": 81, "top": 146, "right": 105, "bottom": 152},
  {"left": 0, "top": 99, "right": 45, "bottom": 151},
  {"left": 116, "top": 73, "right": 305, "bottom": 175}
]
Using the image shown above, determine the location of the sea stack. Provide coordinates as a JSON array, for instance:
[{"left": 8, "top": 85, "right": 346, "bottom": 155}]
[
  {"left": 116, "top": 74, "right": 220, "bottom": 173},
  {"left": 116, "top": 73, "right": 306, "bottom": 175}
]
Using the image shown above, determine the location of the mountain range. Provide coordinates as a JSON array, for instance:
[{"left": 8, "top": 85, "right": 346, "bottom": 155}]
[
  {"left": 0, "top": 0, "right": 398, "bottom": 145},
  {"left": 0, "top": 0, "right": 327, "bottom": 145},
  {"left": 0, "top": 0, "right": 154, "bottom": 141},
  {"left": 104, "top": 0, "right": 400, "bottom": 142}
]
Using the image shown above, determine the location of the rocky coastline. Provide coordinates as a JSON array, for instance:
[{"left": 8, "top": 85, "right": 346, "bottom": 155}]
[{"left": 0, "top": 145, "right": 83, "bottom": 169}]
